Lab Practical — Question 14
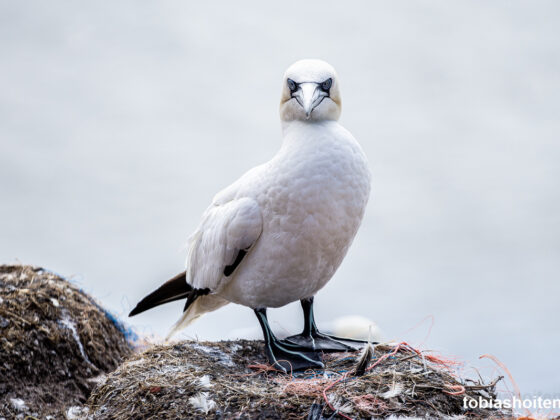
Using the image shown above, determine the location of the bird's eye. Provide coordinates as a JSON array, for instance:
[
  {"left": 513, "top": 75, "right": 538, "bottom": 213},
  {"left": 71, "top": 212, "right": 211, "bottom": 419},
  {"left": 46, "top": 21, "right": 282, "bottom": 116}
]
[
  {"left": 287, "top": 78, "right": 297, "bottom": 93},
  {"left": 321, "top": 78, "right": 332, "bottom": 91}
]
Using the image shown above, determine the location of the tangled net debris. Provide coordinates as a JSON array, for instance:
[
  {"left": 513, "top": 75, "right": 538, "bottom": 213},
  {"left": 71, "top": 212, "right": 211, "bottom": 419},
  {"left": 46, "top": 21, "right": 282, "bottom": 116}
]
[
  {"left": 0, "top": 264, "right": 513, "bottom": 419},
  {"left": 87, "top": 339, "right": 509, "bottom": 419}
]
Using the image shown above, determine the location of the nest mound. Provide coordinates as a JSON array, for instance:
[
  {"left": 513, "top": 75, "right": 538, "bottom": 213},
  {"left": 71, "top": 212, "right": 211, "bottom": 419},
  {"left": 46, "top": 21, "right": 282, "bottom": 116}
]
[
  {"left": 0, "top": 264, "right": 132, "bottom": 419},
  {"left": 87, "top": 340, "right": 509, "bottom": 419}
]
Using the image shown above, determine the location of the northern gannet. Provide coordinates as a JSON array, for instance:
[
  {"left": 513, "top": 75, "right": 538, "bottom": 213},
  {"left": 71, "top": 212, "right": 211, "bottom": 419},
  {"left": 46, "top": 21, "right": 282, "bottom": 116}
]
[{"left": 129, "top": 59, "right": 372, "bottom": 372}]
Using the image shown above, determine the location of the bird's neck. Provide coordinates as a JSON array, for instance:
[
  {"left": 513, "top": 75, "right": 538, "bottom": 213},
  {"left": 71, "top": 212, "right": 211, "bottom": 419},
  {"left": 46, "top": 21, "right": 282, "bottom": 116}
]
[{"left": 281, "top": 120, "right": 339, "bottom": 143}]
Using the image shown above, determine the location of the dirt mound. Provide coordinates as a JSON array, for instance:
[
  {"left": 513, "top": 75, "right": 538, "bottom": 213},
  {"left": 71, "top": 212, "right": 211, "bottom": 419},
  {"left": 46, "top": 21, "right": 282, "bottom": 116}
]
[
  {"left": 87, "top": 340, "right": 509, "bottom": 419},
  {"left": 0, "top": 264, "right": 132, "bottom": 419}
]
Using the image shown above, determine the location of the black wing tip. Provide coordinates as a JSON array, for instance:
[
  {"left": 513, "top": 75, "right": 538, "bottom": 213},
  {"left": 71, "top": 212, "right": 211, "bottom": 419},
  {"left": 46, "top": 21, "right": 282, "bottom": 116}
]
[
  {"left": 128, "top": 298, "right": 150, "bottom": 317},
  {"left": 127, "top": 271, "right": 190, "bottom": 318},
  {"left": 128, "top": 293, "right": 156, "bottom": 317},
  {"left": 128, "top": 306, "right": 141, "bottom": 317}
]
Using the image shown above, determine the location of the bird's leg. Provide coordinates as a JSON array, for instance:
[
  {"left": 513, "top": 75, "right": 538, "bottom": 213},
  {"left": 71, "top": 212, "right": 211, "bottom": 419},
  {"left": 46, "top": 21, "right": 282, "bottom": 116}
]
[
  {"left": 282, "top": 297, "right": 373, "bottom": 352},
  {"left": 254, "top": 307, "right": 324, "bottom": 373}
]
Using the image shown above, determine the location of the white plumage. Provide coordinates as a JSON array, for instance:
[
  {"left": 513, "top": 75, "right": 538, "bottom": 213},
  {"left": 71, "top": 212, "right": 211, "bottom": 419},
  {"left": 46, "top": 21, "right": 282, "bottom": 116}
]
[{"left": 170, "top": 59, "right": 371, "bottom": 335}]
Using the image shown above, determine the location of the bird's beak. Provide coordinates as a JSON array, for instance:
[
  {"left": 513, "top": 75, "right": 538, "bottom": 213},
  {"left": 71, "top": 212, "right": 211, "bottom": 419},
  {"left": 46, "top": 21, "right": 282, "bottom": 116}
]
[{"left": 293, "top": 83, "right": 327, "bottom": 119}]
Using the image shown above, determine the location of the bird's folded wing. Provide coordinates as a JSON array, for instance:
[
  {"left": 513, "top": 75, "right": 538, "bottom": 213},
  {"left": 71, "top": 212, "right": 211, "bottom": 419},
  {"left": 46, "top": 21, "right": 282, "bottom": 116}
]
[{"left": 186, "top": 197, "right": 263, "bottom": 292}]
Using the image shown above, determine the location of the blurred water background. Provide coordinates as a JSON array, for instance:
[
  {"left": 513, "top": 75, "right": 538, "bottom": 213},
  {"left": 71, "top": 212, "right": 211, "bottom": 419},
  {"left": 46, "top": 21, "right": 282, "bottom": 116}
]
[{"left": 1, "top": 1, "right": 559, "bottom": 396}]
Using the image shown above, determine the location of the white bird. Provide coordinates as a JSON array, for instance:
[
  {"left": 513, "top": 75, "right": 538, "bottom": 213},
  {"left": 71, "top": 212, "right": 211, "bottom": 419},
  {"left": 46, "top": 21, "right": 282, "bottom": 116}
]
[{"left": 130, "top": 59, "right": 372, "bottom": 372}]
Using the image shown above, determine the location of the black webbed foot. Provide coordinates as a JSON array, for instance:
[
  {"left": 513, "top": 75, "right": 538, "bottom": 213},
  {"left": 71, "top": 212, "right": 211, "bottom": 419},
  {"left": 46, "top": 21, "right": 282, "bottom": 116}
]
[
  {"left": 282, "top": 296, "right": 376, "bottom": 353},
  {"left": 264, "top": 338, "right": 324, "bottom": 373},
  {"left": 254, "top": 307, "right": 324, "bottom": 373},
  {"left": 282, "top": 331, "right": 363, "bottom": 352}
]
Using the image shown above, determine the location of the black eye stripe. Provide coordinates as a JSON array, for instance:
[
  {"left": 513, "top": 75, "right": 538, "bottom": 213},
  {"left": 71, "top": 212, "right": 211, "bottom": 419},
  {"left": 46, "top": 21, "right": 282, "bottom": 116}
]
[
  {"left": 287, "top": 78, "right": 333, "bottom": 91},
  {"left": 287, "top": 78, "right": 298, "bottom": 93}
]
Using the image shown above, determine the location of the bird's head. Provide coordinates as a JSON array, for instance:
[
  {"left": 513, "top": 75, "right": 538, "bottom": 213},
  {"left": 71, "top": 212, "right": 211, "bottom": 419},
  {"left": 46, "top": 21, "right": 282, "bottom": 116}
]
[{"left": 280, "top": 59, "right": 341, "bottom": 122}]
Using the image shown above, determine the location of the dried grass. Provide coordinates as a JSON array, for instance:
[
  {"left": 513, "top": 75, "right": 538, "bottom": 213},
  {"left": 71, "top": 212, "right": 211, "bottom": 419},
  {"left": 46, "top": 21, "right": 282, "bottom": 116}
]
[
  {"left": 0, "top": 264, "right": 512, "bottom": 419},
  {"left": 87, "top": 340, "right": 510, "bottom": 419},
  {"left": 0, "top": 264, "right": 132, "bottom": 419}
]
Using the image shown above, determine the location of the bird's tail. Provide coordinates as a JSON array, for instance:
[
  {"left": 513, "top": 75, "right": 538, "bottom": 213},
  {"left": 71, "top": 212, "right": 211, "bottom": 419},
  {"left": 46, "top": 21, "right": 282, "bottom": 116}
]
[{"left": 165, "top": 294, "right": 229, "bottom": 340}]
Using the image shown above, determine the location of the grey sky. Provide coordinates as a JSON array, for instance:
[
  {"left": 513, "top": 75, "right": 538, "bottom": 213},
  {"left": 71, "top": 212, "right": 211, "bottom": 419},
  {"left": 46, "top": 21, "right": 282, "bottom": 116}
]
[{"left": 1, "top": 1, "right": 559, "bottom": 395}]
